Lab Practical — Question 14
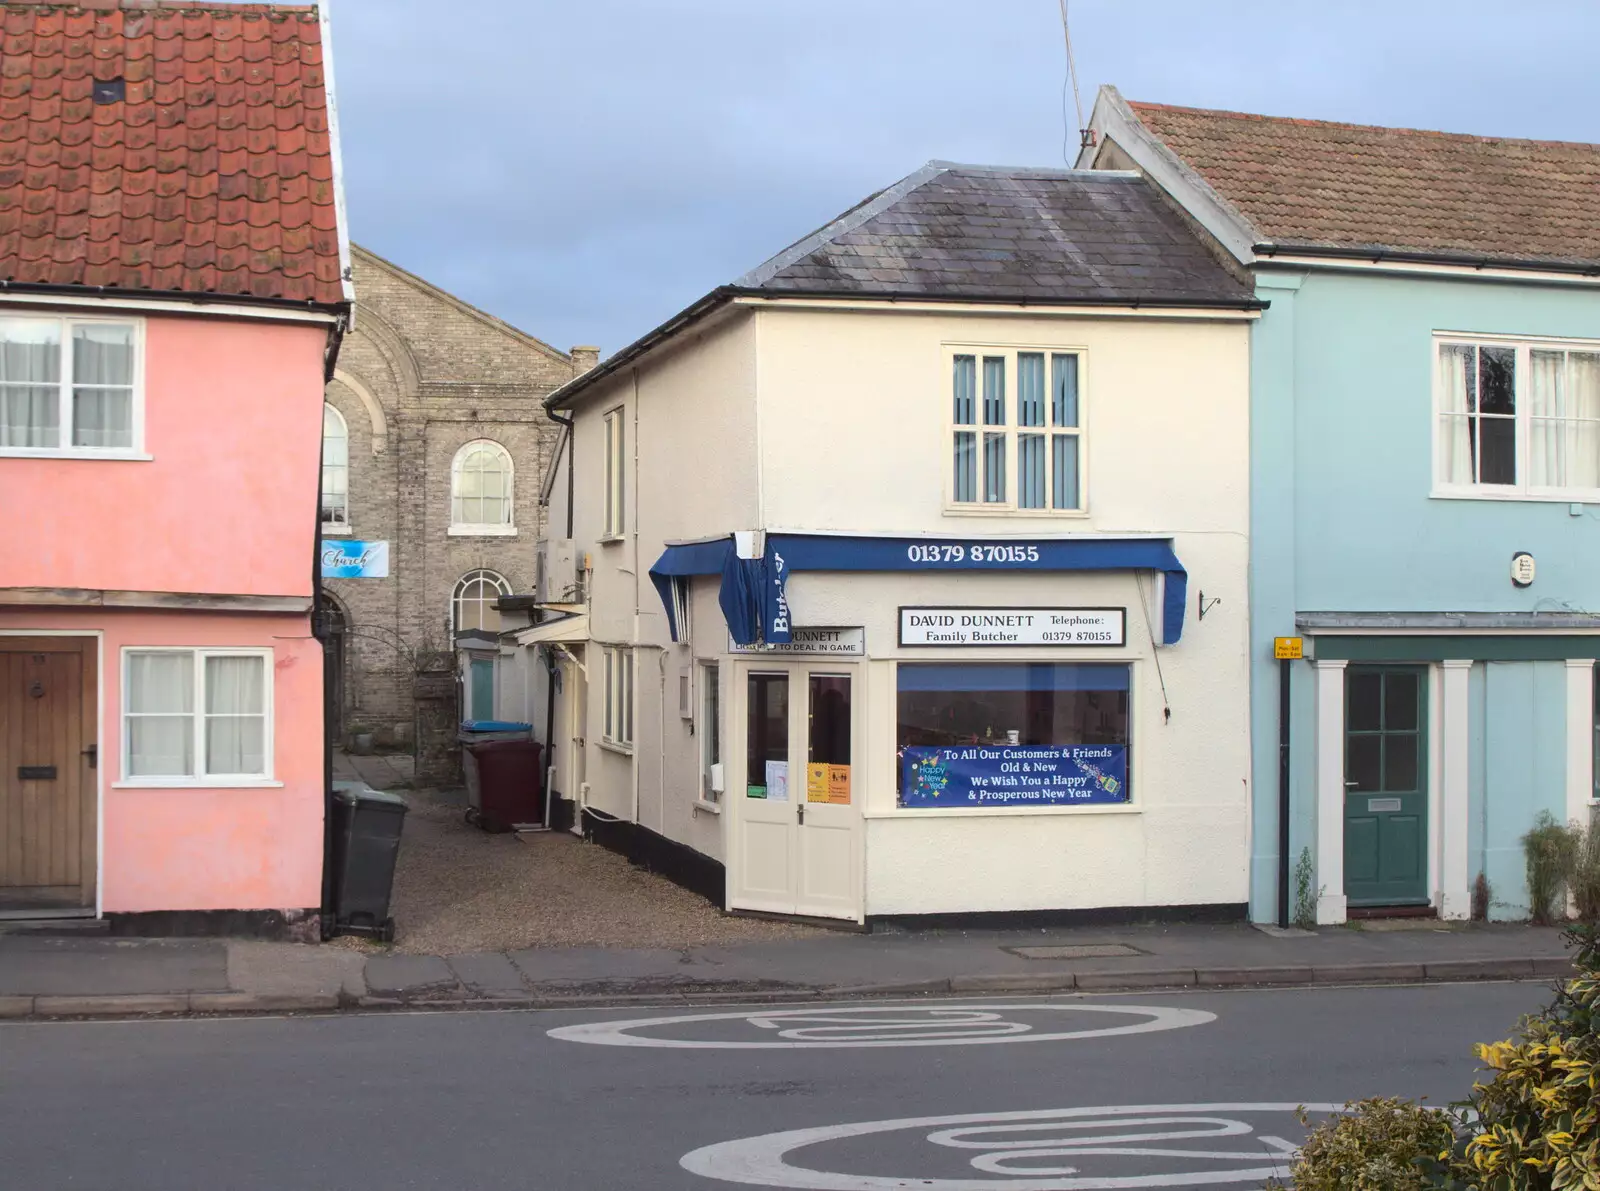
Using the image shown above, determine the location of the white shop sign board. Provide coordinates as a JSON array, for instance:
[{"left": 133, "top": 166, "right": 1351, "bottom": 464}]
[
  {"left": 899, "top": 607, "right": 1126, "bottom": 647},
  {"left": 728, "top": 627, "right": 866, "bottom": 656}
]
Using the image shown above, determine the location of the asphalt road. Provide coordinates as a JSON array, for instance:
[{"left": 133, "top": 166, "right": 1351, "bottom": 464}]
[{"left": 0, "top": 981, "right": 1551, "bottom": 1190}]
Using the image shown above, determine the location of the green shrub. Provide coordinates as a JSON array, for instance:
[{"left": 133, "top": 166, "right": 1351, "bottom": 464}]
[
  {"left": 1276, "top": 927, "right": 1600, "bottom": 1191},
  {"left": 1454, "top": 924, "right": 1600, "bottom": 1190},
  {"left": 1523, "top": 812, "right": 1579, "bottom": 925},
  {"left": 1570, "top": 818, "right": 1600, "bottom": 923},
  {"left": 1272, "top": 1097, "right": 1457, "bottom": 1191}
]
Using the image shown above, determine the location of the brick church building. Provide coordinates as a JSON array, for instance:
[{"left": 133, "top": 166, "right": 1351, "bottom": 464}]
[{"left": 319, "top": 245, "right": 591, "bottom": 764}]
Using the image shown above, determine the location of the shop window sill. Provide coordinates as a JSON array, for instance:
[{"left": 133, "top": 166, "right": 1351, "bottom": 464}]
[
  {"left": 865, "top": 802, "right": 1141, "bottom": 820},
  {"left": 694, "top": 799, "right": 722, "bottom": 815},
  {"left": 597, "top": 739, "right": 634, "bottom": 757}
]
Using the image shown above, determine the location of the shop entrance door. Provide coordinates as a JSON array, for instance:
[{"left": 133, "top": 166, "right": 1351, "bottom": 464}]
[
  {"left": 729, "top": 663, "right": 862, "bottom": 922},
  {"left": 1344, "top": 665, "right": 1428, "bottom": 907},
  {"left": 1, "top": 637, "right": 97, "bottom": 915}
]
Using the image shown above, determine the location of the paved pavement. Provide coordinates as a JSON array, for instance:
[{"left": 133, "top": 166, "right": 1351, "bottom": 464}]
[
  {"left": 0, "top": 919, "right": 1575, "bottom": 1019},
  {"left": 331, "top": 747, "right": 413, "bottom": 790},
  {"left": 0, "top": 981, "right": 1549, "bottom": 1189}
]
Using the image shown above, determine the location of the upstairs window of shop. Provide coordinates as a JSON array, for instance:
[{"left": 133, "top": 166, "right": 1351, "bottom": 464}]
[
  {"left": 949, "top": 348, "right": 1083, "bottom": 513},
  {"left": 1437, "top": 336, "right": 1600, "bottom": 498},
  {"left": 603, "top": 406, "right": 626, "bottom": 538},
  {"left": 321, "top": 403, "right": 350, "bottom": 529},
  {"left": 450, "top": 439, "right": 515, "bottom": 534},
  {"left": 0, "top": 317, "right": 140, "bottom": 457}
]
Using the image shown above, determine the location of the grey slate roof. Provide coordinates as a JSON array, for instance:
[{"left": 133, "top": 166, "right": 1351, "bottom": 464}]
[
  {"left": 545, "top": 160, "right": 1256, "bottom": 411},
  {"left": 735, "top": 161, "right": 1254, "bottom": 305}
]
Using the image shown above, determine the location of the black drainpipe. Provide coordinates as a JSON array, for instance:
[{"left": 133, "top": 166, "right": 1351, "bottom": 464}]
[
  {"left": 313, "top": 427, "right": 336, "bottom": 937},
  {"left": 543, "top": 408, "right": 577, "bottom": 812},
  {"left": 314, "top": 313, "right": 347, "bottom": 939}
]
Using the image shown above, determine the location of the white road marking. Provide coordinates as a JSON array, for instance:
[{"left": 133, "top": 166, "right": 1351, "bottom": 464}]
[
  {"left": 547, "top": 1003, "right": 1215, "bottom": 1050},
  {"left": 679, "top": 1102, "right": 1344, "bottom": 1189}
]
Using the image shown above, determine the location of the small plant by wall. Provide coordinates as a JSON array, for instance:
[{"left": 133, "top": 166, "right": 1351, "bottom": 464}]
[
  {"left": 1471, "top": 871, "right": 1491, "bottom": 922},
  {"left": 1523, "top": 811, "right": 1579, "bottom": 925},
  {"left": 1293, "top": 847, "right": 1319, "bottom": 930}
]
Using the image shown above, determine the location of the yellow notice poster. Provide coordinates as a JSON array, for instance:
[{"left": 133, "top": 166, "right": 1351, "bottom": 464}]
[{"left": 807, "top": 764, "right": 852, "bottom": 804}]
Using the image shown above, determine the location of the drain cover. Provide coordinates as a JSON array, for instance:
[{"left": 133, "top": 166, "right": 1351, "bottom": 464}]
[{"left": 1005, "top": 944, "right": 1143, "bottom": 960}]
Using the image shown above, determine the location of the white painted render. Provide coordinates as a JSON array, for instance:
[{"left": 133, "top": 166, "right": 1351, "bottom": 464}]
[{"left": 544, "top": 301, "right": 1254, "bottom": 916}]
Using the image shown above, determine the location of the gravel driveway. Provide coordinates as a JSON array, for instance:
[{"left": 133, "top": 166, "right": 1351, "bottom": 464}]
[{"left": 370, "top": 787, "right": 820, "bottom": 955}]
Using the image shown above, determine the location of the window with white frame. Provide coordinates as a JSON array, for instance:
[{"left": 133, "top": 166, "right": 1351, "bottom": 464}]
[
  {"left": 602, "top": 645, "right": 634, "bottom": 747},
  {"left": 0, "top": 317, "right": 139, "bottom": 454},
  {"left": 603, "top": 406, "right": 625, "bottom": 537},
  {"left": 321, "top": 403, "right": 349, "bottom": 528},
  {"left": 700, "top": 661, "right": 721, "bottom": 803},
  {"left": 450, "top": 439, "right": 515, "bottom": 533},
  {"left": 452, "top": 569, "right": 512, "bottom": 636},
  {"left": 123, "top": 649, "right": 271, "bottom": 782},
  {"left": 949, "top": 348, "right": 1083, "bottom": 511},
  {"left": 1437, "top": 336, "right": 1600, "bottom": 497}
]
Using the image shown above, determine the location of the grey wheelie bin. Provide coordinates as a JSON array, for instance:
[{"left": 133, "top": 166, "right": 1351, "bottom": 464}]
[{"left": 329, "top": 782, "right": 408, "bottom": 942}]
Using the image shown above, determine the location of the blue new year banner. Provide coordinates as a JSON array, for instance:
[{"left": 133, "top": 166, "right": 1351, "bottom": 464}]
[{"left": 900, "top": 744, "right": 1128, "bottom": 808}]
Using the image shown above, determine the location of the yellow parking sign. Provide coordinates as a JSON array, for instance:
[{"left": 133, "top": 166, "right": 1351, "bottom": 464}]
[{"left": 1274, "top": 637, "right": 1303, "bottom": 660}]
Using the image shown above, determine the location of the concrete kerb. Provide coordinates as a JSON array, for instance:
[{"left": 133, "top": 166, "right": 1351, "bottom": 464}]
[{"left": 0, "top": 956, "right": 1575, "bottom": 1020}]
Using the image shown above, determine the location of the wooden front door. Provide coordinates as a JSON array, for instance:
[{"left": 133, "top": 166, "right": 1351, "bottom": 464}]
[
  {"left": 1, "top": 638, "right": 97, "bottom": 914},
  {"left": 1344, "top": 665, "right": 1428, "bottom": 907}
]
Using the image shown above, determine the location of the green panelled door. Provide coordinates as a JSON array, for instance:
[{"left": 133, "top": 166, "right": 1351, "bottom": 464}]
[
  {"left": 1344, "top": 666, "right": 1429, "bottom": 906},
  {"left": 469, "top": 658, "right": 495, "bottom": 721}
]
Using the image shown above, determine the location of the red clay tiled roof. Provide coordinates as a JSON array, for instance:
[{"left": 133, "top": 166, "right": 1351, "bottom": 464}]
[
  {"left": 0, "top": 1, "right": 346, "bottom": 306},
  {"left": 1128, "top": 99, "right": 1600, "bottom": 269}
]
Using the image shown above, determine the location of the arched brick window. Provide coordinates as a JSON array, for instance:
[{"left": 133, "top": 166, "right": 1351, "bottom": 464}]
[{"left": 450, "top": 439, "right": 514, "bottom": 534}]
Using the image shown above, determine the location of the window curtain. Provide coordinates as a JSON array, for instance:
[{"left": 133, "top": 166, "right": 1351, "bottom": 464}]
[
  {"left": 0, "top": 320, "right": 60, "bottom": 447},
  {"left": 127, "top": 652, "right": 194, "bottom": 776},
  {"left": 204, "top": 655, "right": 265, "bottom": 775},
  {"left": 1438, "top": 344, "right": 1474, "bottom": 483},
  {"left": 71, "top": 324, "right": 133, "bottom": 448},
  {"left": 1530, "top": 350, "right": 1566, "bottom": 487},
  {"left": 1570, "top": 353, "right": 1600, "bottom": 490},
  {"left": 952, "top": 356, "right": 976, "bottom": 502}
]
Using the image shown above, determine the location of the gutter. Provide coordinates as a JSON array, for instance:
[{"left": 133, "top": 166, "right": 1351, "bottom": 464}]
[
  {"left": 1255, "top": 242, "right": 1600, "bottom": 278},
  {"left": 542, "top": 285, "right": 1265, "bottom": 413},
  {"left": 0, "top": 277, "right": 351, "bottom": 317}
]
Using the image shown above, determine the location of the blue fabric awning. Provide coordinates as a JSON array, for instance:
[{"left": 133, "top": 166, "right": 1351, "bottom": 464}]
[{"left": 648, "top": 533, "right": 1189, "bottom": 645}]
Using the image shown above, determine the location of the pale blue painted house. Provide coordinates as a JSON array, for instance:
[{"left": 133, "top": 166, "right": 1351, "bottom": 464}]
[{"left": 1083, "top": 87, "right": 1600, "bottom": 922}]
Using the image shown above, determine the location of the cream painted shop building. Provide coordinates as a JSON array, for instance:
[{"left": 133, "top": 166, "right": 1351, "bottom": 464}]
[{"left": 525, "top": 163, "right": 1260, "bottom": 924}]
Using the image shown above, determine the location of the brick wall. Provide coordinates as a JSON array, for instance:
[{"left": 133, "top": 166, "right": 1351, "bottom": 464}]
[{"left": 322, "top": 245, "right": 589, "bottom": 751}]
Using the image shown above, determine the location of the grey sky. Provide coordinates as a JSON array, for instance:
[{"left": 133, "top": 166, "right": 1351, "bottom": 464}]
[{"left": 329, "top": 0, "right": 1600, "bottom": 358}]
